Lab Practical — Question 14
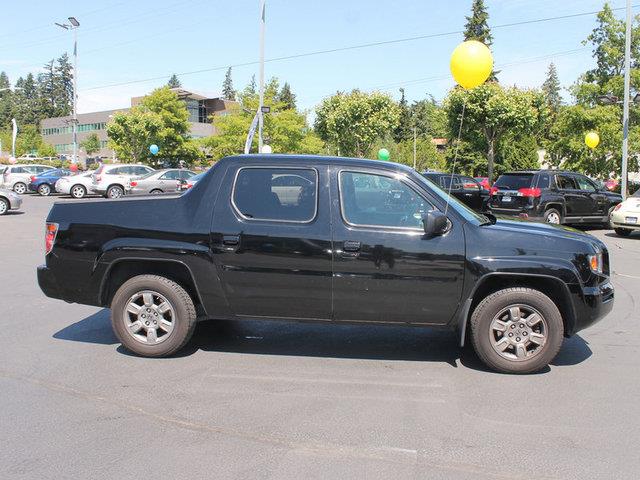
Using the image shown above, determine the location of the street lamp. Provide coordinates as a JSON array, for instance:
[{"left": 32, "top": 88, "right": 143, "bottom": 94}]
[{"left": 55, "top": 16, "right": 80, "bottom": 164}]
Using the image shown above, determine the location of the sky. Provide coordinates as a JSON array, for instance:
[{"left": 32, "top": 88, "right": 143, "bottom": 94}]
[{"left": 0, "top": 0, "right": 635, "bottom": 117}]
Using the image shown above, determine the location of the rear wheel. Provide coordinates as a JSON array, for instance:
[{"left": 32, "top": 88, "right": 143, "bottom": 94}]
[
  {"left": 38, "top": 184, "right": 51, "bottom": 196},
  {"left": 470, "top": 287, "right": 564, "bottom": 374},
  {"left": 70, "top": 184, "right": 86, "bottom": 199},
  {"left": 614, "top": 227, "right": 632, "bottom": 237},
  {"left": 111, "top": 275, "right": 197, "bottom": 357},
  {"left": 13, "top": 182, "right": 26, "bottom": 195},
  {"left": 106, "top": 185, "right": 124, "bottom": 199},
  {"left": 0, "top": 198, "right": 9, "bottom": 215},
  {"left": 150, "top": 189, "right": 163, "bottom": 194},
  {"left": 544, "top": 208, "right": 562, "bottom": 225}
]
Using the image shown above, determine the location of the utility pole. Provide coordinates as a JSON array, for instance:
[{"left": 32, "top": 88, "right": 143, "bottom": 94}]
[
  {"left": 55, "top": 17, "right": 80, "bottom": 164},
  {"left": 621, "top": 0, "right": 631, "bottom": 200},
  {"left": 258, "top": 0, "right": 266, "bottom": 152}
]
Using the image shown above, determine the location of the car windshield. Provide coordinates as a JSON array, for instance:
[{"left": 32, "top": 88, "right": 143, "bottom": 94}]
[
  {"left": 493, "top": 173, "right": 534, "bottom": 190},
  {"left": 0, "top": 167, "right": 6, "bottom": 175},
  {"left": 632, "top": 189, "right": 640, "bottom": 198},
  {"left": 414, "top": 172, "right": 489, "bottom": 225}
]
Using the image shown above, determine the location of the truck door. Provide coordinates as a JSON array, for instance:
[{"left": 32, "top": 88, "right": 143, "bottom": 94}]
[
  {"left": 330, "top": 167, "right": 466, "bottom": 325},
  {"left": 555, "top": 174, "right": 581, "bottom": 217},
  {"left": 573, "top": 174, "right": 607, "bottom": 216},
  {"left": 210, "top": 163, "right": 333, "bottom": 320}
]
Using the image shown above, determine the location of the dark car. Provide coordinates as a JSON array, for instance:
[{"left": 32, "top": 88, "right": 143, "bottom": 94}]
[
  {"left": 38, "top": 155, "right": 613, "bottom": 374},
  {"left": 422, "top": 172, "right": 488, "bottom": 212},
  {"left": 28, "top": 169, "right": 72, "bottom": 196},
  {"left": 487, "top": 170, "right": 622, "bottom": 226}
]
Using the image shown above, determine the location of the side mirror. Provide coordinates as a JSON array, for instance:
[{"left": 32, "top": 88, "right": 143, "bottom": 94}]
[{"left": 422, "top": 210, "right": 450, "bottom": 236}]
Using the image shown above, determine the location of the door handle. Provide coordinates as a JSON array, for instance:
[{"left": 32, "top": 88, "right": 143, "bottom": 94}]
[
  {"left": 222, "top": 234, "right": 240, "bottom": 246},
  {"left": 343, "top": 240, "right": 361, "bottom": 252}
]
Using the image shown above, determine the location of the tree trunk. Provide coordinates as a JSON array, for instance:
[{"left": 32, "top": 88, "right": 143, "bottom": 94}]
[{"left": 487, "top": 140, "right": 495, "bottom": 184}]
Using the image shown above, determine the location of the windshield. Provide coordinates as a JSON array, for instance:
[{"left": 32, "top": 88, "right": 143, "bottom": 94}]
[
  {"left": 632, "top": 188, "right": 640, "bottom": 198},
  {"left": 413, "top": 172, "right": 488, "bottom": 225},
  {"left": 494, "top": 173, "right": 534, "bottom": 190}
]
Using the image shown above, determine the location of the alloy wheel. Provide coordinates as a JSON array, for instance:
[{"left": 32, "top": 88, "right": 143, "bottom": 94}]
[
  {"left": 71, "top": 185, "right": 86, "bottom": 199},
  {"left": 122, "top": 290, "right": 176, "bottom": 345},
  {"left": 108, "top": 186, "right": 123, "bottom": 199},
  {"left": 546, "top": 212, "right": 560, "bottom": 224},
  {"left": 39, "top": 184, "right": 51, "bottom": 196},
  {"left": 13, "top": 183, "right": 26, "bottom": 195},
  {"left": 0, "top": 199, "right": 8, "bottom": 215},
  {"left": 489, "top": 304, "right": 548, "bottom": 361}
]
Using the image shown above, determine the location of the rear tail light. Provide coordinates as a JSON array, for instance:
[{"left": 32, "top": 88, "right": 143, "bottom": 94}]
[
  {"left": 462, "top": 182, "right": 477, "bottom": 189},
  {"left": 186, "top": 183, "right": 193, "bottom": 189},
  {"left": 614, "top": 203, "right": 623, "bottom": 211},
  {"left": 130, "top": 181, "right": 138, "bottom": 187},
  {"left": 45, "top": 222, "right": 59, "bottom": 255},
  {"left": 30, "top": 175, "right": 36, "bottom": 182},
  {"left": 518, "top": 187, "right": 541, "bottom": 198},
  {"left": 489, "top": 186, "right": 499, "bottom": 195}
]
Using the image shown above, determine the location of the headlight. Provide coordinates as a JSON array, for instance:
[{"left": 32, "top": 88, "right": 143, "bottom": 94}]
[{"left": 588, "top": 251, "right": 603, "bottom": 274}]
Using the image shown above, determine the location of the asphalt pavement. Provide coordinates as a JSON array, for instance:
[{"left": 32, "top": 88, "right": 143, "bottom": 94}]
[{"left": 1, "top": 194, "right": 639, "bottom": 480}]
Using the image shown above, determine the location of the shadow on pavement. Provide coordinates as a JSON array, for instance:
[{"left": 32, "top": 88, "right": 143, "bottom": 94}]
[
  {"left": 1, "top": 211, "right": 25, "bottom": 216},
  {"left": 54, "top": 310, "right": 593, "bottom": 372},
  {"left": 604, "top": 232, "right": 638, "bottom": 239}
]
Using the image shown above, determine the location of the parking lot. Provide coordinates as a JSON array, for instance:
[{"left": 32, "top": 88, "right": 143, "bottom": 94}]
[{"left": 1, "top": 193, "right": 640, "bottom": 480}]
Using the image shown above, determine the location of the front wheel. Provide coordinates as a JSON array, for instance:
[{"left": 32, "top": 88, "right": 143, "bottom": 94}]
[
  {"left": 110, "top": 275, "right": 197, "bottom": 357},
  {"left": 106, "top": 185, "right": 124, "bottom": 199},
  {"left": 38, "top": 184, "right": 51, "bottom": 196},
  {"left": 70, "top": 184, "right": 87, "bottom": 199},
  {"left": 614, "top": 227, "right": 632, "bottom": 237},
  {"left": 470, "top": 287, "right": 564, "bottom": 374},
  {"left": 0, "top": 198, "right": 9, "bottom": 215}
]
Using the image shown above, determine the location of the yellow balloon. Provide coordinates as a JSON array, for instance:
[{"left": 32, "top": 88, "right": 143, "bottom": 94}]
[
  {"left": 450, "top": 40, "right": 494, "bottom": 89},
  {"left": 585, "top": 131, "right": 600, "bottom": 149}
]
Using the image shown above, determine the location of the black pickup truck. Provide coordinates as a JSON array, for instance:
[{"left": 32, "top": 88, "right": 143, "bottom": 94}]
[{"left": 38, "top": 155, "right": 614, "bottom": 373}]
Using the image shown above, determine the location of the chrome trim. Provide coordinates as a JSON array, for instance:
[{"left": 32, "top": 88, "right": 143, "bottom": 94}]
[
  {"left": 337, "top": 168, "right": 436, "bottom": 233},
  {"left": 230, "top": 166, "right": 319, "bottom": 224}
]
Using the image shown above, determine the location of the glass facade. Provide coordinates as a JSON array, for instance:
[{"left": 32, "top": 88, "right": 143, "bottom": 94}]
[
  {"left": 43, "top": 122, "right": 107, "bottom": 136},
  {"left": 55, "top": 140, "right": 109, "bottom": 153}
]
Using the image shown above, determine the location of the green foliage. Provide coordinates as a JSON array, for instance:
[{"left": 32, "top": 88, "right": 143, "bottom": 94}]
[
  {"left": 393, "top": 88, "right": 412, "bottom": 142},
  {"left": 497, "top": 133, "right": 540, "bottom": 173},
  {"left": 314, "top": 90, "right": 400, "bottom": 157},
  {"left": 444, "top": 83, "right": 548, "bottom": 181},
  {"left": 369, "top": 135, "right": 446, "bottom": 172},
  {"left": 81, "top": 132, "right": 101, "bottom": 155},
  {"left": 0, "top": 124, "right": 51, "bottom": 157},
  {"left": 464, "top": 0, "right": 493, "bottom": 46},
  {"left": 107, "top": 87, "right": 200, "bottom": 166},
  {"left": 277, "top": 82, "right": 296, "bottom": 110},
  {"left": 167, "top": 74, "right": 182, "bottom": 88},
  {"left": 0, "top": 72, "right": 11, "bottom": 127},
  {"left": 542, "top": 63, "right": 562, "bottom": 112},
  {"left": 222, "top": 67, "right": 236, "bottom": 101},
  {"left": 410, "top": 95, "right": 448, "bottom": 138}
]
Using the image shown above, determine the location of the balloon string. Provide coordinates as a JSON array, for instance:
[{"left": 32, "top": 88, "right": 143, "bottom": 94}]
[{"left": 445, "top": 100, "right": 466, "bottom": 216}]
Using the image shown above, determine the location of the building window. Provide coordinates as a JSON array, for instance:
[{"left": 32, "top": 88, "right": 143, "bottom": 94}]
[{"left": 42, "top": 122, "right": 107, "bottom": 136}]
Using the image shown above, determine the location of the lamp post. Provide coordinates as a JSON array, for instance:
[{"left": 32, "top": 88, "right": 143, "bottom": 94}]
[
  {"left": 55, "top": 16, "right": 80, "bottom": 164},
  {"left": 258, "top": 0, "right": 266, "bottom": 152}
]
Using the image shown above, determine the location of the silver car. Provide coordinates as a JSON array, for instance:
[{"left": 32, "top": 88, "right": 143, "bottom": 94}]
[
  {"left": 91, "top": 163, "right": 155, "bottom": 198},
  {"left": 0, "top": 188, "right": 22, "bottom": 215},
  {"left": 129, "top": 168, "right": 196, "bottom": 194},
  {"left": 1, "top": 164, "right": 54, "bottom": 194}
]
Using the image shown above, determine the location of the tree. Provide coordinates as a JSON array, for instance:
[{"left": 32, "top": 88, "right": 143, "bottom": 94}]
[
  {"left": 369, "top": 135, "right": 446, "bottom": 172},
  {"left": 81, "top": 132, "right": 101, "bottom": 156},
  {"left": 410, "top": 95, "right": 448, "bottom": 138},
  {"left": 222, "top": 67, "right": 236, "bottom": 100},
  {"left": 542, "top": 63, "right": 562, "bottom": 112},
  {"left": 108, "top": 87, "right": 200, "bottom": 165},
  {"left": 444, "top": 83, "right": 548, "bottom": 181},
  {"left": 463, "top": 0, "right": 497, "bottom": 81},
  {"left": 244, "top": 75, "right": 257, "bottom": 97},
  {"left": 0, "top": 72, "right": 12, "bottom": 127},
  {"left": 393, "top": 88, "right": 412, "bottom": 142},
  {"left": 277, "top": 82, "right": 296, "bottom": 110},
  {"left": 12, "top": 74, "right": 40, "bottom": 126},
  {"left": 167, "top": 74, "right": 182, "bottom": 89},
  {"left": 37, "top": 60, "right": 57, "bottom": 119},
  {"left": 53, "top": 53, "right": 73, "bottom": 117},
  {"left": 315, "top": 90, "right": 400, "bottom": 157}
]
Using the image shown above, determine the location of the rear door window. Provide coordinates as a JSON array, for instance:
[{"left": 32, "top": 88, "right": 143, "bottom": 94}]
[
  {"left": 556, "top": 174, "right": 578, "bottom": 190},
  {"left": 493, "top": 174, "right": 534, "bottom": 190},
  {"left": 233, "top": 167, "right": 318, "bottom": 222},
  {"left": 439, "top": 175, "right": 462, "bottom": 190}
]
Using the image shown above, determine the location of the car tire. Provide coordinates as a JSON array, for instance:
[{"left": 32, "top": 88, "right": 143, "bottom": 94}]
[
  {"left": 470, "top": 287, "right": 564, "bottom": 374},
  {"left": 13, "top": 182, "right": 27, "bottom": 195},
  {"left": 604, "top": 206, "right": 616, "bottom": 229},
  {"left": 614, "top": 227, "right": 632, "bottom": 237},
  {"left": 544, "top": 208, "right": 562, "bottom": 225},
  {"left": 70, "top": 184, "right": 86, "bottom": 199},
  {"left": 111, "top": 275, "right": 197, "bottom": 357},
  {"left": 0, "top": 197, "right": 9, "bottom": 215},
  {"left": 106, "top": 185, "right": 124, "bottom": 199},
  {"left": 150, "top": 189, "right": 163, "bottom": 194},
  {"left": 38, "top": 184, "right": 51, "bottom": 196}
]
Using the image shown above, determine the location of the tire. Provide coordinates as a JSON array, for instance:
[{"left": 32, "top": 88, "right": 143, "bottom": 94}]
[
  {"left": 106, "top": 185, "right": 124, "bottom": 199},
  {"left": 13, "top": 182, "right": 27, "bottom": 195},
  {"left": 0, "top": 197, "right": 8, "bottom": 215},
  {"left": 544, "top": 208, "right": 562, "bottom": 225},
  {"left": 111, "top": 275, "right": 197, "bottom": 357},
  {"left": 470, "top": 287, "right": 564, "bottom": 374},
  {"left": 614, "top": 227, "right": 632, "bottom": 237},
  {"left": 150, "top": 189, "right": 163, "bottom": 194},
  {"left": 604, "top": 206, "right": 615, "bottom": 229},
  {"left": 70, "top": 184, "right": 86, "bottom": 199},
  {"left": 38, "top": 184, "right": 51, "bottom": 196}
]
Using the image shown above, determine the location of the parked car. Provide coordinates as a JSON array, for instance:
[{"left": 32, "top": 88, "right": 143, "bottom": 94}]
[
  {"left": 422, "top": 172, "right": 488, "bottom": 211},
  {"left": 178, "top": 171, "right": 205, "bottom": 191},
  {"left": 610, "top": 188, "right": 640, "bottom": 236},
  {"left": 487, "top": 170, "right": 622, "bottom": 226},
  {"left": 0, "top": 187, "right": 22, "bottom": 215},
  {"left": 0, "top": 164, "right": 54, "bottom": 194},
  {"left": 129, "top": 168, "right": 196, "bottom": 195},
  {"left": 91, "top": 163, "right": 155, "bottom": 198},
  {"left": 55, "top": 170, "right": 95, "bottom": 199},
  {"left": 475, "top": 177, "right": 490, "bottom": 189},
  {"left": 17, "top": 153, "right": 41, "bottom": 161},
  {"left": 28, "top": 168, "right": 72, "bottom": 196},
  {"left": 38, "top": 154, "right": 614, "bottom": 374}
]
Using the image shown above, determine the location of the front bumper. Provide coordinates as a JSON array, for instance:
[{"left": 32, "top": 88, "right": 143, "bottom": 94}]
[
  {"left": 37, "top": 264, "right": 65, "bottom": 301},
  {"left": 569, "top": 281, "right": 614, "bottom": 335},
  {"left": 9, "top": 194, "right": 22, "bottom": 210}
]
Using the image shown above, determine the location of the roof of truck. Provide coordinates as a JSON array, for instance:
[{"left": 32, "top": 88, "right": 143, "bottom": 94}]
[{"left": 222, "top": 154, "right": 416, "bottom": 173}]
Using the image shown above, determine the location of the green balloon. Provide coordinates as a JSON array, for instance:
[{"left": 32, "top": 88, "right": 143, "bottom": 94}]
[{"left": 377, "top": 148, "right": 390, "bottom": 161}]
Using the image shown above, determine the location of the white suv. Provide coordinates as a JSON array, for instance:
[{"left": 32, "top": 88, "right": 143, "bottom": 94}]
[
  {"left": 91, "top": 164, "right": 155, "bottom": 198},
  {"left": 0, "top": 164, "right": 55, "bottom": 194}
]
